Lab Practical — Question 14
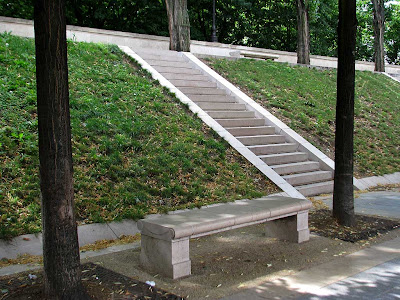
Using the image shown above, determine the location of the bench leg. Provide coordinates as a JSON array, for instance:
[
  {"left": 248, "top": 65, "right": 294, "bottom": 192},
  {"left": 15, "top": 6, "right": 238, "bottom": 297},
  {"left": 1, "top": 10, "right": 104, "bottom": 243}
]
[
  {"left": 140, "top": 235, "right": 191, "bottom": 279},
  {"left": 265, "top": 211, "right": 310, "bottom": 243}
]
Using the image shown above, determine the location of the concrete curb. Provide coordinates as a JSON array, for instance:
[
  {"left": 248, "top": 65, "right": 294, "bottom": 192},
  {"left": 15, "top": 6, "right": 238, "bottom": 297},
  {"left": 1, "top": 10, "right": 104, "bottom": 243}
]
[
  {"left": 0, "top": 220, "right": 140, "bottom": 260},
  {"left": 356, "top": 172, "right": 400, "bottom": 189},
  {"left": 0, "top": 242, "right": 140, "bottom": 277}
]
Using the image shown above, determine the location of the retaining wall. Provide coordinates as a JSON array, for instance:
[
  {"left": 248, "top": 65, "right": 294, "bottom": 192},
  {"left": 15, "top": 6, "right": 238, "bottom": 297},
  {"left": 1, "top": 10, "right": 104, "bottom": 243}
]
[{"left": 1, "top": 16, "right": 400, "bottom": 74}]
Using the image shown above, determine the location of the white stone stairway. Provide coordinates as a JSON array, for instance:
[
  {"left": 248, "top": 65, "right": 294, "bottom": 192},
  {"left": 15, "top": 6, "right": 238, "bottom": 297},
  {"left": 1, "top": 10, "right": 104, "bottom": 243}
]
[{"left": 127, "top": 48, "right": 338, "bottom": 197}]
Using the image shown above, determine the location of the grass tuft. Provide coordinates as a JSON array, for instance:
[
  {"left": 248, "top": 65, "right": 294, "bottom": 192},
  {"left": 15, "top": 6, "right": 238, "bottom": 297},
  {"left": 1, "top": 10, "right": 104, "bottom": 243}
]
[
  {"left": 206, "top": 58, "right": 400, "bottom": 177},
  {"left": 0, "top": 34, "right": 277, "bottom": 239}
]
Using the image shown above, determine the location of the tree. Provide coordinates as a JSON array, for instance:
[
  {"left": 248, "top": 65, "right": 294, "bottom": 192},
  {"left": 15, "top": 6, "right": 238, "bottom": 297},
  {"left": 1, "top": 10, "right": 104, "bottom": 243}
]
[
  {"left": 333, "top": 0, "right": 357, "bottom": 227},
  {"left": 309, "top": 0, "right": 338, "bottom": 57},
  {"left": 165, "top": 0, "right": 191, "bottom": 51},
  {"left": 34, "top": 0, "right": 87, "bottom": 298},
  {"left": 356, "top": 1, "right": 375, "bottom": 61},
  {"left": 296, "top": 0, "right": 310, "bottom": 64},
  {"left": 372, "top": 0, "right": 385, "bottom": 71}
]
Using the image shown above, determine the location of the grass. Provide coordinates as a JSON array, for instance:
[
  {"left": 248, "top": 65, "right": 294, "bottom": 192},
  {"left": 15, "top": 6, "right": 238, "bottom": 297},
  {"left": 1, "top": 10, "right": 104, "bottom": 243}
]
[
  {"left": 0, "top": 33, "right": 277, "bottom": 239},
  {"left": 206, "top": 58, "right": 400, "bottom": 177}
]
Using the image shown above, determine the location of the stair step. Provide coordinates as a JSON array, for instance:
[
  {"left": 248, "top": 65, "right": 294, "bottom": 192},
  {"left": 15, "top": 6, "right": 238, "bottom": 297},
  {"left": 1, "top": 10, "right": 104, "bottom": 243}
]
[
  {"left": 170, "top": 80, "right": 217, "bottom": 88},
  {"left": 197, "top": 102, "right": 245, "bottom": 111},
  {"left": 163, "top": 73, "right": 210, "bottom": 81},
  {"left": 283, "top": 171, "right": 333, "bottom": 186},
  {"left": 146, "top": 60, "right": 190, "bottom": 68},
  {"left": 270, "top": 161, "right": 320, "bottom": 175},
  {"left": 207, "top": 111, "right": 255, "bottom": 119},
  {"left": 226, "top": 126, "right": 275, "bottom": 136},
  {"left": 139, "top": 54, "right": 187, "bottom": 62},
  {"left": 189, "top": 95, "right": 236, "bottom": 102},
  {"left": 181, "top": 87, "right": 227, "bottom": 95},
  {"left": 249, "top": 143, "right": 298, "bottom": 155},
  {"left": 296, "top": 181, "right": 334, "bottom": 197},
  {"left": 260, "top": 152, "right": 308, "bottom": 165},
  {"left": 134, "top": 50, "right": 339, "bottom": 199},
  {"left": 134, "top": 49, "right": 181, "bottom": 58},
  {"left": 154, "top": 66, "right": 202, "bottom": 75},
  {"left": 216, "top": 118, "right": 265, "bottom": 127},
  {"left": 237, "top": 135, "right": 286, "bottom": 146}
]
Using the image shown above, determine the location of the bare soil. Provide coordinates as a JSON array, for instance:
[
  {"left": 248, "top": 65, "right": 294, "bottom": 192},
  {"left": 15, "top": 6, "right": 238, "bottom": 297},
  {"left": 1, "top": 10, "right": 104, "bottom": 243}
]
[
  {"left": 310, "top": 209, "right": 400, "bottom": 242},
  {"left": 2, "top": 209, "right": 399, "bottom": 300},
  {"left": 0, "top": 263, "right": 183, "bottom": 299}
]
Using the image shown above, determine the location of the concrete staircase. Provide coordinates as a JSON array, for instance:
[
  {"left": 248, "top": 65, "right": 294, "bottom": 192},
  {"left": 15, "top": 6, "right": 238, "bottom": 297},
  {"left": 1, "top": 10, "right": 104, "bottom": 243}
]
[
  {"left": 388, "top": 73, "right": 400, "bottom": 83},
  {"left": 129, "top": 49, "right": 335, "bottom": 197}
]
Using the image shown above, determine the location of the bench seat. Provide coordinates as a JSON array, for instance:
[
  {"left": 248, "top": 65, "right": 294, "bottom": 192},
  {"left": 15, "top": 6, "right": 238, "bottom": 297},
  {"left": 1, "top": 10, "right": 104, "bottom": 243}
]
[
  {"left": 240, "top": 51, "right": 280, "bottom": 60},
  {"left": 138, "top": 196, "right": 312, "bottom": 279}
]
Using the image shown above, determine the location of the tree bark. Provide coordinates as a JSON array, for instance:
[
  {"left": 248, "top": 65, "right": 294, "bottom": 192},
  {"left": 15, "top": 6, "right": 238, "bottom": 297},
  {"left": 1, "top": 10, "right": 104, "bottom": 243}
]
[
  {"left": 34, "top": 0, "right": 87, "bottom": 298},
  {"left": 296, "top": 0, "right": 310, "bottom": 65},
  {"left": 333, "top": 0, "right": 357, "bottom": 227},
  {"left": 165, "top": 0, "right": 191, "bottom": 52},
  {"left": 372, "top": 0, "right": 385, "bottom": 72}
]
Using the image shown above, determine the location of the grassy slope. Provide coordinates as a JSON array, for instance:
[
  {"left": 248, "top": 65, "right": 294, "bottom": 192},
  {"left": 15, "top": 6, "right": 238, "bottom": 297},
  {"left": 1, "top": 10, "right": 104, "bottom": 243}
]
[
  {"left": 0, "top": 34, "right": 277, "bottom": 239},
  {"left": 207, "top": 58, "right": 400, "bottom": 177}
]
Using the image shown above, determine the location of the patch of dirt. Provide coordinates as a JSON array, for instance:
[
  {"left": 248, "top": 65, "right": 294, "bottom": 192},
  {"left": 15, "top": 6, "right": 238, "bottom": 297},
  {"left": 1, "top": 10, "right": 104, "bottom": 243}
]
[
  {"left": 309, "top": 209, "right": 400, "bottom": 242},
  {"left": 2, "top": 196, "right": 400, "bottom": 300},
  {"left": 81, "top": 225, "right": 400, "bottom": 300},
  {"left": 0, "top": 263, "right": 184, "bottom": 300}
]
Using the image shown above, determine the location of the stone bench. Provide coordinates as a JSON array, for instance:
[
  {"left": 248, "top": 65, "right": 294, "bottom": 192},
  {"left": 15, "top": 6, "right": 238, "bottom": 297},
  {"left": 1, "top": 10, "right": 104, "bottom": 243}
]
[
  {"left": 137, "top": 196, "right": 312, "bottom": 279},
  {"left": 240, "top": 51, "right": 280, "bottom": 60}
]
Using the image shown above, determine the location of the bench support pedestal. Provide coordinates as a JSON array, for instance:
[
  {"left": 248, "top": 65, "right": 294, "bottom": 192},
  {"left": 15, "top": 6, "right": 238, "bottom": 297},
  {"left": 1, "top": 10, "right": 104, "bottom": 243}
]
[
  {"left": 265, "top": 211, "right": 309, "bottom": 243},
  {"left": 140, "top": 235, "right": 191, "bottom": 279}
]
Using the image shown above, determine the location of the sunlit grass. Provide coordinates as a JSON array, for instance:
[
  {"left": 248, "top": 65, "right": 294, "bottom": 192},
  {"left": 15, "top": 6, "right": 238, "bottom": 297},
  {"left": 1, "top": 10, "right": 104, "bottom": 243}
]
[
  {"left": 0, "top": 34, "right": 277, "bottom": 239},
  {"left": 207, "top": 58, "right": 400, "bottom": 177}
]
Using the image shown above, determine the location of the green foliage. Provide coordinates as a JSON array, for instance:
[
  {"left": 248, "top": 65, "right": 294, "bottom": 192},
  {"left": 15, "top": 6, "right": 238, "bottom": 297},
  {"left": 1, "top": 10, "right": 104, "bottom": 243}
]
[
  {"left": 0, "top": 0, "right": 169, "bottom": 37},
  {"left": 356, "top": 0, "right": 375, "bottom": 62},
  {"left": 189, "top": 0, "right": 298, "bottom": 52},
  {"left": 0, "top": 34, "right": 276, "bottom": 239},
  {"left": 386, "top": 2, "right": 400, "bottom": 64},
  {"left": 0, "top": 0, "right": 33, "bottom": 20},
  {"left": 1, "top": 1, "right": 400, "bottom": 62},
  {"left": 355, "top": 0, "right": 400, "bottom": 63},
  {"left": 309, "top": 0, "right": 338, "bottom": 57},
  {"left": 208, "top": 58, "right": 400, "bottom": 177}
]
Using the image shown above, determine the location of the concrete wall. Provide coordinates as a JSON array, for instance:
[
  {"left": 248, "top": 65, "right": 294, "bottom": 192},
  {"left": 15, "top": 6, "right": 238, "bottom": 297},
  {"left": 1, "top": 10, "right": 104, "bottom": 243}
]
[{"left": 1, "top": 16, "right": 400, "bottom": 74}]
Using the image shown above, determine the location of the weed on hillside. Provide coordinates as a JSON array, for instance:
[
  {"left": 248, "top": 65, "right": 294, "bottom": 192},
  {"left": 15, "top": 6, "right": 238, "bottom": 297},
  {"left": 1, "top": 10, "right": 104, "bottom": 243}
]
[
  {"left": 207, "top": 58, "right": 400, "bottom": 177},
  {"left": 0, "top": 34, "right": 277, "bottom": 239}
]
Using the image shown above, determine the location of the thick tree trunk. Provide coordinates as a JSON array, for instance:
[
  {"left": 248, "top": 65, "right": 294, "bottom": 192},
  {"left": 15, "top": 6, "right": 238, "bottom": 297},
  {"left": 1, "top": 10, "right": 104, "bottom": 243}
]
[
  {"left": 165, "top": 0, "right": 191, "bottom": 52},
  {"left": 333, "top": 0, "right": 357, "bottom": 227},
  {"left": 373, "top": 0, "right": 385, "bottom": 72},
  {"left": 296, "top": 0, "right": 310, "bottom": 65},
  {"left": 34, "top": 0, "right": 87, "bottom": 298}
]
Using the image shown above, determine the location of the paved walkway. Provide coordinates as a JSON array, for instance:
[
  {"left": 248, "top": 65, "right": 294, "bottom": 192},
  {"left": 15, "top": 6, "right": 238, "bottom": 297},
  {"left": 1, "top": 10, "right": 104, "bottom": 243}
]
[
  {"left": 224, "top": 190, "right": 400, "bottom": 300},
  {"left": 224, "top": 236, "right": 400, "bottom": 300},
  {"left": 298, "top": 258, "right": 400, "bottom": 300},
  {"left": 318, "top": 190, "right": 400, "bottom": 219}
]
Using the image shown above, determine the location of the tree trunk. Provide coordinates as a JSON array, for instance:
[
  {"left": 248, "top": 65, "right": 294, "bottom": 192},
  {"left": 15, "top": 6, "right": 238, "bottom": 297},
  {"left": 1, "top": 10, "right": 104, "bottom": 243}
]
[
  {"left": 333, "top": 0, "right": 357, "bottom": 227},
  {"left": 296, "top": 0, "right": 310, "bottom": 65},
  {"left": 372, "top": 0, "right": 385, "bottom": 72},
  {"left": 165, "top": 0, "right": 191, "bottom": 52},
  {"left": 34, "top": 0, "right": 87, "bottom": 298}
]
